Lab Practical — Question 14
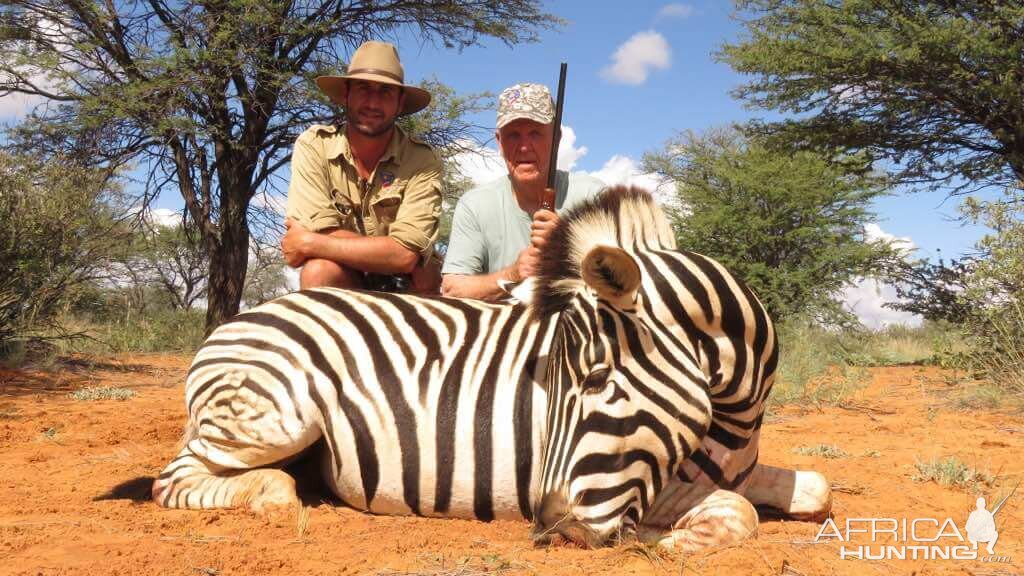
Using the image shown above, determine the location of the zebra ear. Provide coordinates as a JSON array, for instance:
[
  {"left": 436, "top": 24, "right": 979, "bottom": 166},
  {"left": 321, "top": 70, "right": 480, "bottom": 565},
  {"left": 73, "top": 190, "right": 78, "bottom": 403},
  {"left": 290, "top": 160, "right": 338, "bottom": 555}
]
[{"left": 580, "top": 245, "right": 641, "bottom": 308}]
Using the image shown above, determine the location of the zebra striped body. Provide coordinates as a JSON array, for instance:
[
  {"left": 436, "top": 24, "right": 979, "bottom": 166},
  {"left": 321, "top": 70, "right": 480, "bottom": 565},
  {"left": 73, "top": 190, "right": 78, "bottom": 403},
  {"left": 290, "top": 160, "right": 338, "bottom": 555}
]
[
  {"left": 154, "top": 187, "right": 830, "bottom": 549},
  {"left": 174, "top": 290, "right": 557, "bottom": 520}
]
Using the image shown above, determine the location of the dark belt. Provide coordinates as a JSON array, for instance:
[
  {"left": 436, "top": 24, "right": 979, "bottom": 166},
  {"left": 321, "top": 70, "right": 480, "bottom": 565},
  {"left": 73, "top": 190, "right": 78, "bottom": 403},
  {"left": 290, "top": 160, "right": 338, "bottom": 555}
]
[{"left": 363, "top": 273, "right": 412, "bottom": 293}]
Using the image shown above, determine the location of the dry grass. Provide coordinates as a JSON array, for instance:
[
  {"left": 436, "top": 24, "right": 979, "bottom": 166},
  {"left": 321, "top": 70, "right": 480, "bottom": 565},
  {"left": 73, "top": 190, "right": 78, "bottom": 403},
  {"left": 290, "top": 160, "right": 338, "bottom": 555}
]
[
  {"left": 375, "top": 552, "right": 533, "bottom": 576},
  {"left": 791, "top": 444, "right": 848, "bottom": 459},
  {"left": 68, "top": 386, "right": 136, "bottom": 401},
  {"left": 911, "top": 456, "right": 996, "bottom": 492}
]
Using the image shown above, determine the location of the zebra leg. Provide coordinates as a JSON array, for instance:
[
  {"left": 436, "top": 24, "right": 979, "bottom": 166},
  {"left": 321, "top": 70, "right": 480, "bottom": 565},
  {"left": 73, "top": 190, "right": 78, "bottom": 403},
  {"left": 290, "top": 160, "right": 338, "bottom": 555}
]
[
  {"left": 152, "top": 444, "right": 300, "bottom": 514},
  {"left": 152, "top": 381, "right": 323, "bottom": 514},
  {"left": 640, "top": 489, "right": 759, "bottom": 552},
  {"left": 743, "top": 463, "right": 831, "bottom": 521}
]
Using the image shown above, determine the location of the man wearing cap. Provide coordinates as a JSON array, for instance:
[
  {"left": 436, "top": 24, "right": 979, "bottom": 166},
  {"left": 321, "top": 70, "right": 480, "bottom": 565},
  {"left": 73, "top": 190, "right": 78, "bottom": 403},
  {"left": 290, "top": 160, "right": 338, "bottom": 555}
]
[
  {"left": 282, "top": 40, "right": 443, "bottom": 293},
  {"left": 440, "top": 83, "right": 606, "bottom": 301}
]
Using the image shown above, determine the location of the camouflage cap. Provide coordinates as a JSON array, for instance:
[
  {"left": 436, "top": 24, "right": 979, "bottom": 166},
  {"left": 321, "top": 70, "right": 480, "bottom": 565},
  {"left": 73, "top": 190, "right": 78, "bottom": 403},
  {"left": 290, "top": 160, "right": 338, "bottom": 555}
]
[{"left": 496, "top": 83, "right": 554, "bottom": 129}]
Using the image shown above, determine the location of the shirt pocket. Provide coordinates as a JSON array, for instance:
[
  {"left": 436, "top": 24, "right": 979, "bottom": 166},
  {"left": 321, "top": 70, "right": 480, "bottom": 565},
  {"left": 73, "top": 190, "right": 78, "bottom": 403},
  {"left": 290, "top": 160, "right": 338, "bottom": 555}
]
[
  {"left": 329, "top": 188, "right": 361, "bottom": 233},
  {"left": 371, "top": 183, "right": 406, "bottom": 233}
]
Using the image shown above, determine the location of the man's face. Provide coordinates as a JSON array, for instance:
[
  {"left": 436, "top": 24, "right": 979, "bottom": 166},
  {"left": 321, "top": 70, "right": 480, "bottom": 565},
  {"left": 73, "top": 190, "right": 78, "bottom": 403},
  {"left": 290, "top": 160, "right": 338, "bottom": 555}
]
[
  {"left": 496, "top": 118, "right": 555, "bottom": 188},
  {"left": 346, "top": 79, "right": 405, "bottom": 137}
]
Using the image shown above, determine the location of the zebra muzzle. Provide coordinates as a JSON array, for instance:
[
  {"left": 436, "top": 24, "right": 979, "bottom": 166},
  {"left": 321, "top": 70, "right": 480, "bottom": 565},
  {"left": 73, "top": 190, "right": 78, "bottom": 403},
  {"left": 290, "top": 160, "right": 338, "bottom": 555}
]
[{"left": 532, "top": 492, "right": 604, "bottom": 548}]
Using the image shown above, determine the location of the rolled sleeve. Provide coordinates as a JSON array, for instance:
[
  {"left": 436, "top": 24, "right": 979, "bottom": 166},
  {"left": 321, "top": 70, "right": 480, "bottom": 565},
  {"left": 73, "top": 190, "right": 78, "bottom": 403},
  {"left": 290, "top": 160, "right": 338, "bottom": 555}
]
[
  {"left": 286, "top": 131, "right": 343, "bottom": 232},
  {"left": 441, "top": 199, "right": 486, "bottom": 275},
  {"left": 389, "top": 160, "right": 442, "bottom": 261}
]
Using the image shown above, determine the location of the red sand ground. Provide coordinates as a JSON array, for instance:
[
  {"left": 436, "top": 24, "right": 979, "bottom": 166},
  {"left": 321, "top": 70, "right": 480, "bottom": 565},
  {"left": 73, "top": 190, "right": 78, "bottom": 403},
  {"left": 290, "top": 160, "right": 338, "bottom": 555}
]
[{"left": 1, "top": 355, "right": 1022, "bottom": 575}]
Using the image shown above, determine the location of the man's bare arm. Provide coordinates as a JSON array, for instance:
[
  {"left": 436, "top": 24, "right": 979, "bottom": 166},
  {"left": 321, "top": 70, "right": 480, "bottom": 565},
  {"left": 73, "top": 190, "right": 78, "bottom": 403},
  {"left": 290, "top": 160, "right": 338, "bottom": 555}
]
[
  {"left": 441, "top": 268, "right": 517, "bottom": 301},
  {"left": 441, "top": 245, "right": 543, "bottom": 301},
  {"left": 282, "top": 220, "right": 418, "bottom": 274}
]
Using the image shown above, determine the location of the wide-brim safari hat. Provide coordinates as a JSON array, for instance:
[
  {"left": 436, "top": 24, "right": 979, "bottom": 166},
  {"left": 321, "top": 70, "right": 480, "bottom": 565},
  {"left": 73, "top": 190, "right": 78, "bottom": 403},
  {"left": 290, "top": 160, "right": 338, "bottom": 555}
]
[{"left": 316, "top": 41, "right": 431, "bottom": 116}]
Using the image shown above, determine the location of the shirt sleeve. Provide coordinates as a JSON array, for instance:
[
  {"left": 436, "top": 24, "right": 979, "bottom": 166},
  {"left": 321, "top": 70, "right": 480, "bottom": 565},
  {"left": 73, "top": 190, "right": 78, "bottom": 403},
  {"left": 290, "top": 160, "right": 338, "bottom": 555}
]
[
  {"left": 388, "top": 155, "right": 443, "bottom": 261},
  {"left": 441, "top": 198, "right": 486, "bottom": 275},
  {"left": 286, "top": 131, "right": 344, "bottom": 232}
]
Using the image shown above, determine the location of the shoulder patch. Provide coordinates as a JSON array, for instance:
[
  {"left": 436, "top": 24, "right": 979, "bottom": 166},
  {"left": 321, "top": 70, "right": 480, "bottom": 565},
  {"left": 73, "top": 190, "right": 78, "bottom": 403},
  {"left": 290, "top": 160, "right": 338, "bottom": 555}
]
[
  {"left": 310, "top": 123, "right": 340, "bottom": 136},
  {"left": 407, "top": 133, "right": 434, "bottom": 148}
]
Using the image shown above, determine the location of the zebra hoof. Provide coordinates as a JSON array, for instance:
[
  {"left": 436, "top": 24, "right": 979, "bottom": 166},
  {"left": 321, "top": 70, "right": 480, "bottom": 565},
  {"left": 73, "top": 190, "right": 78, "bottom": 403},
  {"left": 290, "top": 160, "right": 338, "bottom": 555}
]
[
  {"left": 788, "top": 470, "right": 832, "bottom": 522},
  {"left": 233, "top": 469, "right": 300, "bottom": 517},
  {"left": 659, "top": 490, "right": 759, "bottom": 552}
]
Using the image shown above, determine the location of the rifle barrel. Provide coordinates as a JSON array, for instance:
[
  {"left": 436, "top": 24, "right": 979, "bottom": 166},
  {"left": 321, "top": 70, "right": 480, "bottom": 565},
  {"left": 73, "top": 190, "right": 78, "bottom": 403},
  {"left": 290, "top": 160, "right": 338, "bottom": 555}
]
[{"left": 545, "top": 62, "right": 568, "bottom": 194}]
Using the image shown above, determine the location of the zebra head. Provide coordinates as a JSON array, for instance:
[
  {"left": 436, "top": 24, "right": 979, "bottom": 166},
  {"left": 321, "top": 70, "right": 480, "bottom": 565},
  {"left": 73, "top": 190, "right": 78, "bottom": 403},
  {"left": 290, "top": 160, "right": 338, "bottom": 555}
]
[{"left": 530, "top": 187, "right": 713, "bottom": 548}]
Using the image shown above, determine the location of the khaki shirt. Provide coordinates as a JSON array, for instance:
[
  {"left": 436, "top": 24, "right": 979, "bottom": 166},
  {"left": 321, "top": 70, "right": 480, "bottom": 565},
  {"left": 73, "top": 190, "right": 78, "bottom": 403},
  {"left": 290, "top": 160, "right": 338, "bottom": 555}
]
[{"left": 286, "top": 124, "right": 443, "bottom": 261}]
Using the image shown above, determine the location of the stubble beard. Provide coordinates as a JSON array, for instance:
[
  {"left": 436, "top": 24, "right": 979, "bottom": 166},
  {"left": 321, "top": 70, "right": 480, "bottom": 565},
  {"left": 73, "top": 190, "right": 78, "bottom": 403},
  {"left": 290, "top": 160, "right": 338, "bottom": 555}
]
[{"left": 350, "top": 117, "right": 396, "bottom": 138}]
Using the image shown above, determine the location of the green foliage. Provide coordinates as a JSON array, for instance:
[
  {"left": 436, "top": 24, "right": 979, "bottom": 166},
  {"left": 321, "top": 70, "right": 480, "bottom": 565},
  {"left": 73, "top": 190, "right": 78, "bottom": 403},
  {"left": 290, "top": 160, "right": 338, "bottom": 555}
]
[
  {"left": 962, "top": 299, "right": 1024, "bottom": 397},
  {"left": 720, "top": 1, "right": 1024, "bottom": 191},
  {"left": 888, "top": 256, "right": 973, "bottom": 324},
  {"left": 961, "top": 190, "right": 1024, "bottom": 305},
  {"left": 644, "top": 126, "right": 899, "bottom": 322},
  {"left": 0, "top": 152, "right": 130, "bottom": 354},
  {"left": 837, "top": 322, "right": 964, "bottom": 367},
  {"left": 960, "top": 191, "right": 1024, "bottom": 395}
]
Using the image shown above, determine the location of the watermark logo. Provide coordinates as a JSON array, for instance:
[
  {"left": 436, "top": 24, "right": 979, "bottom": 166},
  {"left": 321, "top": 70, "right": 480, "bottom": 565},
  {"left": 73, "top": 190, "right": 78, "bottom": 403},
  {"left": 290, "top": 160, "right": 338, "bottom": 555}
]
[
  {"left": 815, "top": 484, "right": 1017, "bottom": 562},
  {"left": 966, "top": 496, "right": 1000, "bottom": 555}
]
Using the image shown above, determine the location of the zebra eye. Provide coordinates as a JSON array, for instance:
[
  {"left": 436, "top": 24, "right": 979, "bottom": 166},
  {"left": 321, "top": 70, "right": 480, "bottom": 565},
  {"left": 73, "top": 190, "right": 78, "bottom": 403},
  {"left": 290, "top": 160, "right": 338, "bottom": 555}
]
[{"left": 580, "top": 365, "right": 611, "bottom": 395}]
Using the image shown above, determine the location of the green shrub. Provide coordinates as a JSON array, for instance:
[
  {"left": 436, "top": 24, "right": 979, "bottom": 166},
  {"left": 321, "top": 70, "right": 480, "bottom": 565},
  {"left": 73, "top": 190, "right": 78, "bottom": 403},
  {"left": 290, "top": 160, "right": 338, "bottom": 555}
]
[
  {"left": 0, "top": 152, "right": 130, "bottom": 356},
  {"left": 965, "top": 299, "right": 1024, "bottom": 397}
]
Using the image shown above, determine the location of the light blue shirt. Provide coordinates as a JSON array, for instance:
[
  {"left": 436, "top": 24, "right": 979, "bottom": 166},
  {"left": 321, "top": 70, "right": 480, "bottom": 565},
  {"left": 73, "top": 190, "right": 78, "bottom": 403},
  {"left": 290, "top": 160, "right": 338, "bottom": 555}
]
[{"left": 442, "top": 170, "right": 607, "bottom": 275}]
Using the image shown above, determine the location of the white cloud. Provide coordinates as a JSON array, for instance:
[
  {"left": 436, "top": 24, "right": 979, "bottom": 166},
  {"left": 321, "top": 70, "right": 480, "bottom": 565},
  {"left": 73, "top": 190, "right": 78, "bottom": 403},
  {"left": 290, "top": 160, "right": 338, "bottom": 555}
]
[
  {"left": 657, "top": 4, "right": 694, "bottom": 19},
  {"left": 843, "top": 278, "right": 921, "bottom": 329},
  {"left": 864, "top": 222, "right": 915, "bottom": 254},
  {"left": 556, "top": 126, "right": 588, "bottom": 172},
  {"left": 252, "top": 191, "right": 287, "bottom": 216},
  {"left": 283, "top": 266, "right": 300, "bottom": 292},
  {"left": 450, "top": 140, "right": 506, "bottom": 186},
  {"left": 584, "top": 154, "right": 674, "bottom": 204},
  {"left": 601, "top": 31, "right": 672, "bottom": 86},
  {"left": 1, "top": 18, "right": 71, "bottom": 120},
  {"left": 842, "top": 222, "right": 920, "bottom": 328},
  {"left": 0, "top": 92, "right": 46, "bottom": 118},
  {"left": 147, "top": 208, "right": 182, "bottom": 228}
]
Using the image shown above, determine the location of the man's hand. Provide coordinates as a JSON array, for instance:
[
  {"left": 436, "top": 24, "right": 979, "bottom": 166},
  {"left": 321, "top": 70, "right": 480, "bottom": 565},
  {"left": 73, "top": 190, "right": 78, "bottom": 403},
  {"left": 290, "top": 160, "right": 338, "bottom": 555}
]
[
  {"left": 281, "top": 218, "right": 313, "bottom": 268},
  {"left": 530, "top": 209, "right": 559, "bottom": 251},
  {"left": 510, "top": 245, "right": 542, "bottom": 282}
]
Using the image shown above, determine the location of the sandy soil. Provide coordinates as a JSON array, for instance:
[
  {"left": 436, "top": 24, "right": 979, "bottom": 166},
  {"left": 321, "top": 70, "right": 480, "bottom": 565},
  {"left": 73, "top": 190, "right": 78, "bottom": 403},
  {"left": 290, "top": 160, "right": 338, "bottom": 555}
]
[{"left": 1, "top": 355, "right": 1022, "bottom": 576}]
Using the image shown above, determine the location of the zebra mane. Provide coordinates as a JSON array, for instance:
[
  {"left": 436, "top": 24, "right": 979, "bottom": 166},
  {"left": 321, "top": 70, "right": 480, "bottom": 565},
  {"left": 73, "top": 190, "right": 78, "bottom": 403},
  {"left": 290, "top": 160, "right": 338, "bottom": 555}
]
[{"left": 533, "top": 186, "right": 676, "bottom": 316}]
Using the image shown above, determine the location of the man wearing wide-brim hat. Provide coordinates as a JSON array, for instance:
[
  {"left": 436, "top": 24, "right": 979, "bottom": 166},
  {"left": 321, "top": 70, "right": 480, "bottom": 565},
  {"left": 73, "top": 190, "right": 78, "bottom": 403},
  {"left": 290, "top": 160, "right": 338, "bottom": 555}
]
[{"left": 282, "top": 40, "right": 442, "bottom": 294}]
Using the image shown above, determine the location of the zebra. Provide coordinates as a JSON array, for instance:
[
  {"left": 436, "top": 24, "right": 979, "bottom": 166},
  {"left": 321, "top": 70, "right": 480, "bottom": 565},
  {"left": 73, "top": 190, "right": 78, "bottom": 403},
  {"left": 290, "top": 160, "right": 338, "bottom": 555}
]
[{"left": 152, "top": 186, "right": 831, "bottom": 550}]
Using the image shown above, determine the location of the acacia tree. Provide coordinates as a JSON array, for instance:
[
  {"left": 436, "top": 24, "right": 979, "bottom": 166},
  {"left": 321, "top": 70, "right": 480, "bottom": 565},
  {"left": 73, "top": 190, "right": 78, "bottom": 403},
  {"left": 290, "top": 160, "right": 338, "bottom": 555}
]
[
  {"left": 644, "top": 127, "right": 898, "bottom": 323},
  {"left": 719, "top": 1, "right": 1024, "bottom": 192},
  {"left": 0, "top": 1, "right": 556, "bottom": 332}
]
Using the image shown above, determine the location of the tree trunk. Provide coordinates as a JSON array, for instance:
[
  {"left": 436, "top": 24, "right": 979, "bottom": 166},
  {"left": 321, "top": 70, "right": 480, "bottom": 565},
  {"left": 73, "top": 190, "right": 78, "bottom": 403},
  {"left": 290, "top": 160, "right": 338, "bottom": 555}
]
[{"left": 204, "top": 183, "right": 250, "bottom": 335}]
